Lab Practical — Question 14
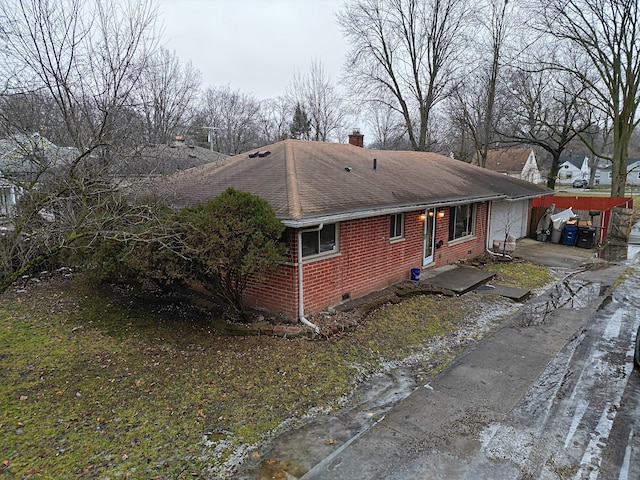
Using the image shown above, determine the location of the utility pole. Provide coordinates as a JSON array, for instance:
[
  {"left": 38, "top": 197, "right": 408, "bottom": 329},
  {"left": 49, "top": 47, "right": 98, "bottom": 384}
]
[{"left": 202, "top": 126, "right": 219, "bottom": 152}]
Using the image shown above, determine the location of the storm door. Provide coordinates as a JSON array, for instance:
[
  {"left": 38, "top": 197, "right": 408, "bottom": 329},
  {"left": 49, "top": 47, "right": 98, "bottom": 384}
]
[{"left": 423, "top": 208, "right": 436, "bottom": 266}]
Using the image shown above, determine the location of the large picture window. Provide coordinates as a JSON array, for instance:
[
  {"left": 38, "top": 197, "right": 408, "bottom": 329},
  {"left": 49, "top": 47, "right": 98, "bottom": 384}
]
[
  {"left": 302, "top": 223, "right": 338, "bottom": 258},
  {"left": 449, "top": 204, "right": 476, "bottom": 241},
  {"left": 389, "top": 213, "right": 404, "bottom": 240}
]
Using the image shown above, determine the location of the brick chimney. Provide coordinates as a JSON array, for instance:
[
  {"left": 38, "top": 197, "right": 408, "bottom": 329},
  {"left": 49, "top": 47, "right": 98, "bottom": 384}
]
[{"left": 348, "top": 129, "right": 364, "bottom": 148}]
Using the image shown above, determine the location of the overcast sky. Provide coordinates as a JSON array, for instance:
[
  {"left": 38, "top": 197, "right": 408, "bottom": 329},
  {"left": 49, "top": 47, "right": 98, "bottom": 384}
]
[{"left": 156, "top": 0, "right": 349, "bottom": 100}]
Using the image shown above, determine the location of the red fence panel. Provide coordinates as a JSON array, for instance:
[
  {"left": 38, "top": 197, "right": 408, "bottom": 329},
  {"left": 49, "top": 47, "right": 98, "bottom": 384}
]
[
  {"left": 531, "top": 196, "right": 633, "bottom": 245},
  {"left": 532, "top": 196, "right": 633, "bottom": 211}
]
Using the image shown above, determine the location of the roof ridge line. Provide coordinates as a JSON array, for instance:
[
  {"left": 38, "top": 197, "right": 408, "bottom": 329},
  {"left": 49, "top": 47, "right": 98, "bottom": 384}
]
[{"left": 285, "top": 140, "right": 302, "bottom": 219}]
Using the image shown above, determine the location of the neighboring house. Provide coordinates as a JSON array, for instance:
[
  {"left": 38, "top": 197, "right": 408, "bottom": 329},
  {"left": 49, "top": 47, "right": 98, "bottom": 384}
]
[
  {"left": 593, "top": 159, "right": 609, "bottom": 185},
  {"left": 473, "top": 148, "right": 543, "bottom": 184},
  {"left": 0, "top": 133, "right": 77, "bottom": 216},
  {"left": 628, "top": 159, "right": 640, "bottom": 186},
  {"left": 115, "top": 136, "right": 228, "bottom": 188},
  {"left": 0, "top": 133, "right": 225, "bottom": 216},
  {"left": 543, "top": 155, "right": 589, "bottom": 184},
  {"left": 596, "top": 158, "right": 640, "bottom": 186},
  {"left": 147, "top": 136, "right": 551, "bottom": 321}
]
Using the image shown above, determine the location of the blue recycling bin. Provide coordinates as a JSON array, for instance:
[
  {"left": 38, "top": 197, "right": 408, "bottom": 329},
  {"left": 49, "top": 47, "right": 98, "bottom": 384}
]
[
  {"left": 562, "top": 224, "right": 578, "bottom": 246},
  {"left": 411, "top": 268, "right": 421, "bottom": 281}
]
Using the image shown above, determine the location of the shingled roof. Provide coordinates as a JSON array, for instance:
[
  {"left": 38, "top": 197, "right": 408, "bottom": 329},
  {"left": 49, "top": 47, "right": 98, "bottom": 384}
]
[
  {"left": 473, "top": 147, "right": 533, "bottom": 175},
  {"left": 145, "top": 139, "right": 551, "bottom": 227}
]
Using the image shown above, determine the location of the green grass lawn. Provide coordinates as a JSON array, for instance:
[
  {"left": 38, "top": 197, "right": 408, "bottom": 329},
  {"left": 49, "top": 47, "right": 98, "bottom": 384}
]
[{"left": 0, "top": 262, "right": 552, "bottom": 479}]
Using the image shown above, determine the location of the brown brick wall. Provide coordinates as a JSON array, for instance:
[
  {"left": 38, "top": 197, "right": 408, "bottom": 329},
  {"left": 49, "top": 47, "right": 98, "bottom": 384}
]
[{"left": 432, "top": 203, "right": 489, "bottom": 266}]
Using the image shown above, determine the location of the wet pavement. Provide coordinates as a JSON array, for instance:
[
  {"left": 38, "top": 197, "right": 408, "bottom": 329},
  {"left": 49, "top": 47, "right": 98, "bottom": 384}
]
[{"left": 233, "top": 228, "right": 640, "bottom": 480}]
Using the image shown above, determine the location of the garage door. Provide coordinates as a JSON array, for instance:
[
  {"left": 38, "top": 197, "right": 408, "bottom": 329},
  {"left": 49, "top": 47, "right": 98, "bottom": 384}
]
[{"left": 490, "top": 200, "right": 528, "bottom": 246}]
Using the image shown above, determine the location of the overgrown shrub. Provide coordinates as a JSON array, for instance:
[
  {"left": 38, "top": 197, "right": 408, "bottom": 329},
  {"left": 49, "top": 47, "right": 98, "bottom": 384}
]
[{"left": 93, "top": 188, "right": 287, "bottom": 322}]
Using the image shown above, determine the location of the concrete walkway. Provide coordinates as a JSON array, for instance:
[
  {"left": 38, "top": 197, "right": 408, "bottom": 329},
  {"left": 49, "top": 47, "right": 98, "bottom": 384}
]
[{"left": 422, "top": 266, "right": 494, "bottom": 294}]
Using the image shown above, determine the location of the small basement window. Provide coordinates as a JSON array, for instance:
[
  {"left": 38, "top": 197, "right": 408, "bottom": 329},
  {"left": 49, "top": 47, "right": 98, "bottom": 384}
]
[
  {"left": 302, "top": 223, "right": 338, "bottom": 258},
  {"left": 390, "top": 213, "right": 404, "bottom": 240}
]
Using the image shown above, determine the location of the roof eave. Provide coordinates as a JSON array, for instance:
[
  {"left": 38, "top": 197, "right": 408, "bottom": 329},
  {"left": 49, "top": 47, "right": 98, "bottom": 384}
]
[
  {"left": 280, "top": 194, "right": 510, "bottom": 228},
  {"left": 502, "top": 190, "right": 555, "bottom": 201}
]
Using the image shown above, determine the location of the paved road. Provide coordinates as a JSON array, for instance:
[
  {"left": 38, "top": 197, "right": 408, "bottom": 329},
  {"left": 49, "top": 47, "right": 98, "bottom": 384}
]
[
  {"left": 298, "top": 260, "right": 640, "bottom": 479},
  {"left": 233, "top": 227, "right": 640, "bottom": 480}
]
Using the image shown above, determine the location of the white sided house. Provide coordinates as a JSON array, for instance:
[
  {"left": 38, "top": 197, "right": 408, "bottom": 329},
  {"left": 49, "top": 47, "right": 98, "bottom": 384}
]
[
  {"left": 474, "top": 148, "right": 543, "bottom": 184},
  {"left": 555, "top": 155, "right": 590, "bottom": 184}
]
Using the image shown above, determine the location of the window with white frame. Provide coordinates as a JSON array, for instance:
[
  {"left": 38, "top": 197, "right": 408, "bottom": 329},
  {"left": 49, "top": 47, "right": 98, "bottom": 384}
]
[
  {"left": 301, "top": 223, "right": 338, "bottom": 258},
  {"left": 389, "top": 213, "right": 404, "bottom": 240},
  {"left": 449, "top": 204, "right": 476, "bottom": 241}
]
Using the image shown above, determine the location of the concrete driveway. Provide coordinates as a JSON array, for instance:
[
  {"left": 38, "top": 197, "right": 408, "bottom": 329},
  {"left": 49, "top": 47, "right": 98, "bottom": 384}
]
[
  {"left": 233, "top": 234, "right": 638, "bottom": 480},
  {"left": 515, "top": 237, "right": 605, "bottom": 270}
]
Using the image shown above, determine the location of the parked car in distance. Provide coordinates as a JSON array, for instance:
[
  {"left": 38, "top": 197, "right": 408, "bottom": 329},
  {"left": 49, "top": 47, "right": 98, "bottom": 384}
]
[{"left": 573, "top": 179, "right": 588, "bottom": 188}]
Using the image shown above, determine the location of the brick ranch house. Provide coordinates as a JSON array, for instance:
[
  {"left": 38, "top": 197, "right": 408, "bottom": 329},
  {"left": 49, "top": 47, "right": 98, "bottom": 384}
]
[{"left": 149, "top": 135, "right": 551, "bottom": 325}]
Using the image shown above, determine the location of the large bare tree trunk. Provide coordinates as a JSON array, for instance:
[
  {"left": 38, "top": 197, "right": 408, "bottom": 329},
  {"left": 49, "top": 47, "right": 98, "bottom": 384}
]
[
  {"left": 612, "top": 125, "right": 632, "bottom": 197},
  {"left": 540, "top": 0, "right": 640, "bottom": 197}
]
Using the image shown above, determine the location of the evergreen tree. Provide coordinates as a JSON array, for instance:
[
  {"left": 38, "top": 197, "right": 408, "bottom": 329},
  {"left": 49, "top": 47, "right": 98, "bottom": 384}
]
[{"left": 289, "top": 103, "right": 311, "bottom": 140}]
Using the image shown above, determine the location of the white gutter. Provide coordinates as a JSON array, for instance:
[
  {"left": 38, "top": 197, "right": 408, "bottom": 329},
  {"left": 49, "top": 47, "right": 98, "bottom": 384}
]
[
  {"left": 297, "top": 225, "right": 322, "bottom": 334},
  {"left": 281, "top": 195, "right": 509, "bottom": 228},
  {"left": 486, "top": 199, "right": 493, "bottom": 252}
]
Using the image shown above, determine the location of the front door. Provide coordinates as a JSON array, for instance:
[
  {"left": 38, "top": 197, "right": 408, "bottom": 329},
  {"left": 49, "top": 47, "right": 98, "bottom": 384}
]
[{"left": 423, "top": 208, "right": 436, "bottom": 266}]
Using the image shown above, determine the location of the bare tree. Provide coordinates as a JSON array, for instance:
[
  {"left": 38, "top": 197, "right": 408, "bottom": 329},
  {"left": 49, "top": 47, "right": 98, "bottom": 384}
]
[
  {"left": 0, "top": 92, "right": 72, "bottom": 145},
  {"left": 256, "top": 96, "right": 291, "bottom": 144},
  {"left": 364, "top": 101, "right": 408, "bottom": 150},
  {"left": 287, "top": 60, "right": 348, "bottom": 142},
  {"left": 135, "top": 47, "right": 201, "bottom": 145},
  {"left": 338, "top": 0, "right": 471, "bottom": 151},
  {"left": 440, "top": 100, "right": 476, "bottom": 162},
  {"left": 539, "top": 0, "right": 640, "bottom": 196},
  {"left": 0, "top": 0, "right": 159, "bottom": 290},
  {"left": 198, "top": 86, "right": 262, "bottom": 155},
  {"left": 452, "top": 0, "right": 514, "bottom": 167},
  {"left": 500, "top": 61, "right": 591, "bottom": 189}
]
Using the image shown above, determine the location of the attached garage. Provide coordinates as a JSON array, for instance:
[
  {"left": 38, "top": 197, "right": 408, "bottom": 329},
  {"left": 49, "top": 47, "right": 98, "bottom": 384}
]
[{"left": 489, "top": 199, "right": 531, "bottom": 247}]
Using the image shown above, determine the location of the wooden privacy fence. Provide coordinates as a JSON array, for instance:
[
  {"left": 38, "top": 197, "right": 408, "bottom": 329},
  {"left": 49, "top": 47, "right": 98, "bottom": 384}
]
[
  {"left": 609, "top": 207, "right": 634, "bottom": 241},
  {"left": 530, "top": 196, "right": 634, "bottom": 245}
]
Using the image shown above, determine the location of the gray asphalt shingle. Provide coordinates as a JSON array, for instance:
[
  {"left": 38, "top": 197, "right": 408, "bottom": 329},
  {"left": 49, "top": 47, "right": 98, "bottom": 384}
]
[{"left": 148, "top": 139, "right": 552, "bottom": 226}]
